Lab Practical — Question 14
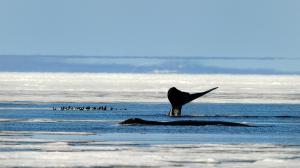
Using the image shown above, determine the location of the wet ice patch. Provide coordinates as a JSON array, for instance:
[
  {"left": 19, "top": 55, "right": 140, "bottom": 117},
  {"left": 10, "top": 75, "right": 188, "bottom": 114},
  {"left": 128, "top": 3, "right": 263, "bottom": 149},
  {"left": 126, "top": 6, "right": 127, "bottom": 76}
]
[{"left": 1, "top": 132, "right": 300, "bottom": 168}]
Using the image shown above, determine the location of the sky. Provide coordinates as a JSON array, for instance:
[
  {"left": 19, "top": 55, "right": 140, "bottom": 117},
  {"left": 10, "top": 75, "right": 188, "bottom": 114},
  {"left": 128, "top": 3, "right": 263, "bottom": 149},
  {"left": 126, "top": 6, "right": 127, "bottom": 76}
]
[{"left": 0, "top": 0, "right": 299, "bottom": 74}]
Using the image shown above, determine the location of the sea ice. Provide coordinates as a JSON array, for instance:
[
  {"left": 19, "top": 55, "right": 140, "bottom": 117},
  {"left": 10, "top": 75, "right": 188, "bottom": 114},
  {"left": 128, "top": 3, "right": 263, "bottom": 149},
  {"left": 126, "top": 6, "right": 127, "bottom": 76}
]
[{"left": 0, "top": 72, "right": 299, "bottom": 104}]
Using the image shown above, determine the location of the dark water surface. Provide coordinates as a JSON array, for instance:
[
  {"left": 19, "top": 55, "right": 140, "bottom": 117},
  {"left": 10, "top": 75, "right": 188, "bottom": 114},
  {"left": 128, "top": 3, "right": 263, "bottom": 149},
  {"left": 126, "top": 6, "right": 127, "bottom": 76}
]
[{"left": 1, "top": 102, "right": 300, "bottom": 145}]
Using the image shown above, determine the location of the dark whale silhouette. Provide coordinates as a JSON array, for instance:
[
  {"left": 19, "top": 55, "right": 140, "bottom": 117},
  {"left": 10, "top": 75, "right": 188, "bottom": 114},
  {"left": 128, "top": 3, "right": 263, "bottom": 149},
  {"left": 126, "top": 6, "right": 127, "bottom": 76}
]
[
  {"left": 119, "top": 87, "right": 255, "bottom": 127},
  {"left": 120, "top": 118, "right": 251, "bottom": 127},
  {"left": 168, "top": 87, "right": 218, "bottom": 116}
]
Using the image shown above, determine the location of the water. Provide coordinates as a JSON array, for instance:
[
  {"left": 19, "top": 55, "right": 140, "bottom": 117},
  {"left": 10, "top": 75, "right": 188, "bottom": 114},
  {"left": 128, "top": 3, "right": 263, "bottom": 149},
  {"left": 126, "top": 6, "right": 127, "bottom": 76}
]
[
  {"left": 1, "top": 102, "right": 300, "bottom": 144},
  {"left": 0, "top": 73, "right": 300, "bottom": 167}
]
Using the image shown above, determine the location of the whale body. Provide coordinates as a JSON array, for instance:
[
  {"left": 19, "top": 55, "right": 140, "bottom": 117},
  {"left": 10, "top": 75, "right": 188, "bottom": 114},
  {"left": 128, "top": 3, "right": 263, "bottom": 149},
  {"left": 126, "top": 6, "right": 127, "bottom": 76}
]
[{"left": 120, "top": 118, "right": 251, "bottom": 127}]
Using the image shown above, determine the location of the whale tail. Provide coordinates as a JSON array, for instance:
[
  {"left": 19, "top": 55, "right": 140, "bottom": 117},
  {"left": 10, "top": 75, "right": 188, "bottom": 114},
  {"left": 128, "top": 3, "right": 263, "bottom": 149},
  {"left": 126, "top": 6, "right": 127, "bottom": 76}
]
[
  {"left": 188, "top": 87, "right": 218, "bottom": 102},
  {"left": 168, "top": 87, "right": 218, "bottom": 116}
]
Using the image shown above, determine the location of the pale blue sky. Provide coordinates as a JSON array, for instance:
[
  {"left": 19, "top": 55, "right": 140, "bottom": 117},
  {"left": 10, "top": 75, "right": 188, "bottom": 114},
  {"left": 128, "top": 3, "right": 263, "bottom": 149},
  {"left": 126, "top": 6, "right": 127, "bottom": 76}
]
[{"left": 0, "top": 0, "right": 299, "bottom": 57}]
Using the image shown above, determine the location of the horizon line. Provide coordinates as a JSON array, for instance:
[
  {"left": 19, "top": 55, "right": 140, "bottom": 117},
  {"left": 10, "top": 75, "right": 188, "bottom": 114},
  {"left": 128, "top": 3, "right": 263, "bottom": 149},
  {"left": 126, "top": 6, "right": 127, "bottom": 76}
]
[{"left": 0, "top": 54, "right": 299, "bottom": 60}]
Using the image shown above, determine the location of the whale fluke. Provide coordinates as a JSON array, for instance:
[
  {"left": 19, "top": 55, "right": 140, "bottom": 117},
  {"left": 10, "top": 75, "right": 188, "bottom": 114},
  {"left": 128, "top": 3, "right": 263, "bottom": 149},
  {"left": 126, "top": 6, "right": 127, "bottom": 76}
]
[{"left": 168, "top": 87, "right": 218, "bottom": 116}]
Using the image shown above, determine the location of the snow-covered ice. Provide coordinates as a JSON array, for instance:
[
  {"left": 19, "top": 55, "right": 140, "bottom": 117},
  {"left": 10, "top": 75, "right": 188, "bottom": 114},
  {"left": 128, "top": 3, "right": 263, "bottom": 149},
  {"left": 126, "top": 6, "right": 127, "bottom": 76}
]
[{"left": 0, "top": 72, "right": 299, "bottom": 103}]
